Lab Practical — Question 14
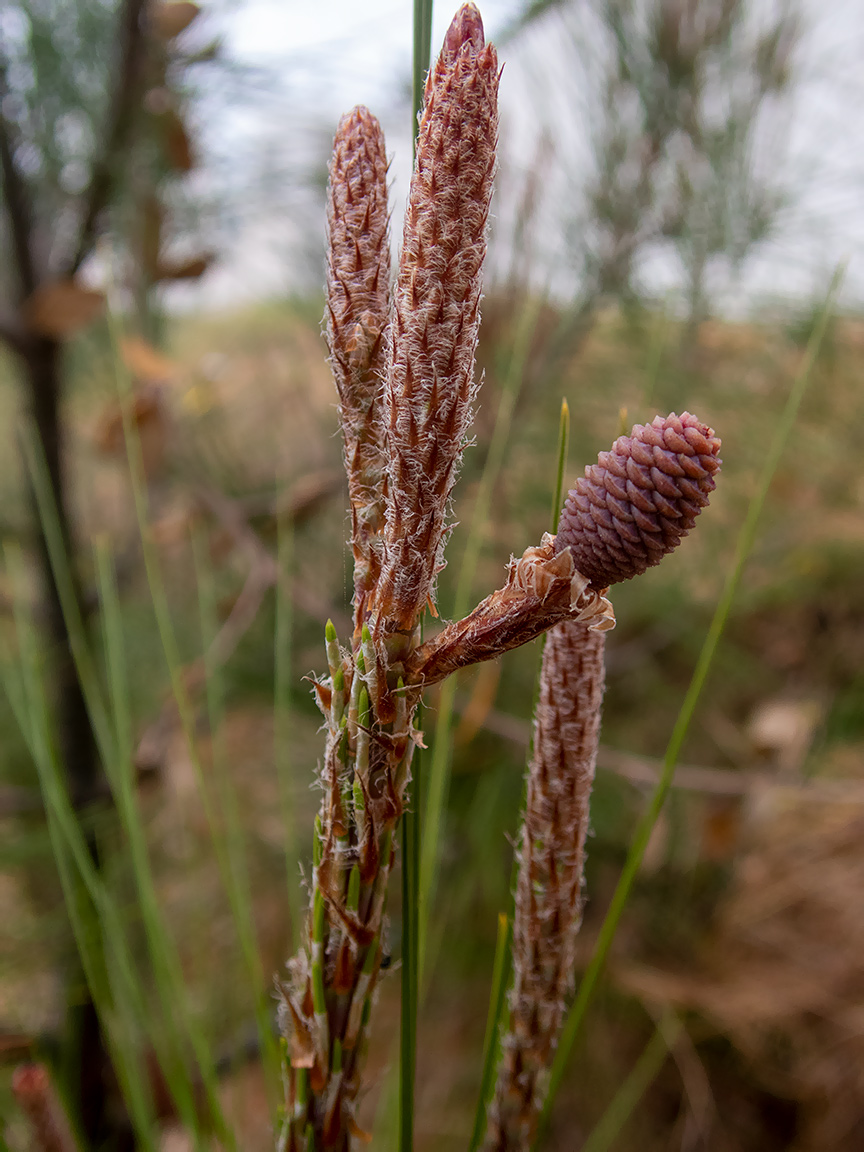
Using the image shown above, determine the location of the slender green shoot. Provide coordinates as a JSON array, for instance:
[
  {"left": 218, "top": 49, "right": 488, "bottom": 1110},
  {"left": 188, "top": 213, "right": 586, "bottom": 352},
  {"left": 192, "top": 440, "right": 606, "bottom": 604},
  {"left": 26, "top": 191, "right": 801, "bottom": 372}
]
[
  {"left": 399, "top": 763, "right": 420, "bottom": 1152},
  {"left": 93, "top": 540, "right": 221, "bottom": 1143},
  {"left": 468, "top": 913, "right": 512, "bottom": 1152},
  {"left": 191, "top": 532, "right": 282, "bottom": 1093},
  {"left": 399, "top": 4, "right": 434, "bottom": 1145},
  {"left": 412, "top": 0, "right": 434, "bottom": 145},
  {"left": 535, "top": 265, "right": 845, "bottom": 1145},
  {"left": 2, "top": 547, "right": 158, "bottom": 1148},
  {"left": 106, "top": 308, "right": 279, "bottom": 1118},
  {"left": 18, "top": 439, "right": 225, "bottom": 1144},
  {"left": 581, "top": 1015, "right": 680, "bottom": 1152},
  {"left": 275, "top": 505, "right": 298, "bottom": 932}
]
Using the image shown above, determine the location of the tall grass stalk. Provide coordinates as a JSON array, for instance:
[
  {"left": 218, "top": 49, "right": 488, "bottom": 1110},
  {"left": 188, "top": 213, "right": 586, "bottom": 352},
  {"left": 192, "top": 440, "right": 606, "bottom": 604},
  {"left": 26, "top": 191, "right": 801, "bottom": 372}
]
[
  {"left": 535, "top": 265, "right": 844, "bottom": 1144},
  {"left": 190, "top": 531, "right": 282, "bottom": 1093},
  {"left": 108, "top": 315, "right": 281, "bottom": 1109},
  {"left": 18, "top": 435, "right": 230, "bottom": 1144},
  {"left": 580, "top": 1015, "right": 680, "bottom": 1152},
  {"left": 275, "top": 506, "right": 298, "bottom": 935},
  {"left": 2, "top": 547, "right": 159, "bottom": 1149},
  {"left": 468, "top": 912, "right": 512, "bottom": 1152},
  {"left": 5, "top": 605, "right": 159, "bottom": 1144}
]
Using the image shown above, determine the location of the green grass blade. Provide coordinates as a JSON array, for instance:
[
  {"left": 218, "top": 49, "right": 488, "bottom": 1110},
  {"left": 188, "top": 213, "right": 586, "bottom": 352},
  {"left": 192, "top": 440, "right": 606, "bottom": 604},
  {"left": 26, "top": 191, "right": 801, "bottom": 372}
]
[
  {"left": 191, "top": 532, "right": 282, "bottom": 1092},
  {"left": 105, "top": 309, "right": 278, "bottom": 1129},
  {"left": 12, "top": 442, "right": 216, "bottom": 1141},
  {"left": 93, "top": 540, "right": 215, "bottom": 1144},
  {"left": 467, "top": 912, "right": 512, "bottom": 1152},
  {"left": 1, "top": 549, "right": 158, "bottom": 1147},
  {"left": 399, "top": 750, "right": 420, "bottom": 1152},
  {"left": 399, "top": 4, "right": 434, "bottom": 1146},
  {"left": 535, "top": 265, "right": 845, "bottom": 1146},
  {"left": 580, "top": 1016, "right": 680, "bottom": 1152}
]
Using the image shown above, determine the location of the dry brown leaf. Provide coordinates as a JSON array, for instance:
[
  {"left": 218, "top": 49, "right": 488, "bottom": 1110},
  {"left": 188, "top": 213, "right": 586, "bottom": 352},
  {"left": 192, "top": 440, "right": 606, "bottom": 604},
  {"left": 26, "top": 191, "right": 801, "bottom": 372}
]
[
  {"left": 150, "top": 2, "right": 200, "bottom": 40},
  {"left": 22, "top": 281, "right": 105, "bottom": 339},
  {"left": 159, "top": 107, "right": 194, "bottom": 171},
  {"left": 94, "top": 386, "right": 168, "bottom": 477},
  {"left": 120, "top": 335, "right": 178, "bottom": 383},
  {"left": 155, "top": 253, "right": 213, "bottom": 280}
]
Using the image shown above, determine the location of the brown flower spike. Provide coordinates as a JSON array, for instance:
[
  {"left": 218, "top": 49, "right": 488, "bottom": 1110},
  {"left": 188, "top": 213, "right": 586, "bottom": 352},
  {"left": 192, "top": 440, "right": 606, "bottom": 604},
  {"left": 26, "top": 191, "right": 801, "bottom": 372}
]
[
  {"left": 555, "top": 411, "right": 721, "bottom": 589},
  {"left": 371, "top": 3, "right": 499, "bottom": 636},
  {"left": 325, "top": 106, "right": 391, "bottom": 633},
  {"left": 281, "top": 11, "right": 499, "bottom": 1150},
  {"left": 487, "top": 622, "right": 605, "bottom": 1152}
]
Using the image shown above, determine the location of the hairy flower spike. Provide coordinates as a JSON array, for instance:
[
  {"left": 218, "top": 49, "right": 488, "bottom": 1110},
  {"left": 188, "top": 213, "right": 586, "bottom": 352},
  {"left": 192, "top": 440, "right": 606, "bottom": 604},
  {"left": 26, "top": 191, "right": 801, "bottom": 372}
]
[
  {"left": 372, "top": 4, "right": 499, "bottom": 634},
  {"left": 555, "top": 412, "right": 721, "bottom": 589},
  {"left": 326, "top": 106, "right": 391, "bottom": 632},
  {"left": 487, "top": 621, "right": 605, "bottom": 1151}
]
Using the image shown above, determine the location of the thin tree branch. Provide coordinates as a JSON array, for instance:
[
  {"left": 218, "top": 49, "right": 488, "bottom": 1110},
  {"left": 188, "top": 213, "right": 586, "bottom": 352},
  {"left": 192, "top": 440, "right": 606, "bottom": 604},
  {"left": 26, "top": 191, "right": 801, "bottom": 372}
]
[{"left": 63, "top": 0, "right": 148, "bottom": 277}]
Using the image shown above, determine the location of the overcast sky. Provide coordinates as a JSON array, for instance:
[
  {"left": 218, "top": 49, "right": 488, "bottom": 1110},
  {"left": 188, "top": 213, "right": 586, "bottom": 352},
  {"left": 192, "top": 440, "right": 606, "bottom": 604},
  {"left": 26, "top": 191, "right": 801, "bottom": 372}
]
[{"left": 181, "top": 0, "right": 864, "bottom": 313}]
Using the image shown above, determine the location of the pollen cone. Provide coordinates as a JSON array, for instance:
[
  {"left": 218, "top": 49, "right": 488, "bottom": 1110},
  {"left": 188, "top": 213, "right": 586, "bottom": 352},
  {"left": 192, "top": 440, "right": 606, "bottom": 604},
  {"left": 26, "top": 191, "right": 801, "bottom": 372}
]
[{"left": 555, "top": 412, "right": 721, "bottom": 589}]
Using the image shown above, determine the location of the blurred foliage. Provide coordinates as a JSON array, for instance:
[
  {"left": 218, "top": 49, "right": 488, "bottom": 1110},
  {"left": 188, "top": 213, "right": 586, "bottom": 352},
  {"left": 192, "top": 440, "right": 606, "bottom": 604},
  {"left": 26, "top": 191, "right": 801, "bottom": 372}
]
[
  {"left": 498, "top": 0, "right": 799, "bottom": 338},
  {"left": 4, "top": 284, "right": 864, "bottom": 1148},
  {"left": 1, "top": 0, "right": 863, "bottom": 1149}
]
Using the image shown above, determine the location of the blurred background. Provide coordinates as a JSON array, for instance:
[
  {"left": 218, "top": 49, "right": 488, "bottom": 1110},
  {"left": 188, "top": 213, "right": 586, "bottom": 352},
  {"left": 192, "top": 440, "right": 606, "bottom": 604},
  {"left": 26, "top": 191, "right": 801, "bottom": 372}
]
[{"left": 1, "top": 1, "right": 864, "bottom": 1150}]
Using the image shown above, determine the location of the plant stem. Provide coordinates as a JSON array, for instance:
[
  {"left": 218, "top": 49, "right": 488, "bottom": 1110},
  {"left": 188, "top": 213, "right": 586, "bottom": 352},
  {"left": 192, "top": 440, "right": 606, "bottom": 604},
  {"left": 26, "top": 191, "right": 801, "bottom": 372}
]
[{"left": 398, "top": 6, "right": 434, "bottom": 1148}]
